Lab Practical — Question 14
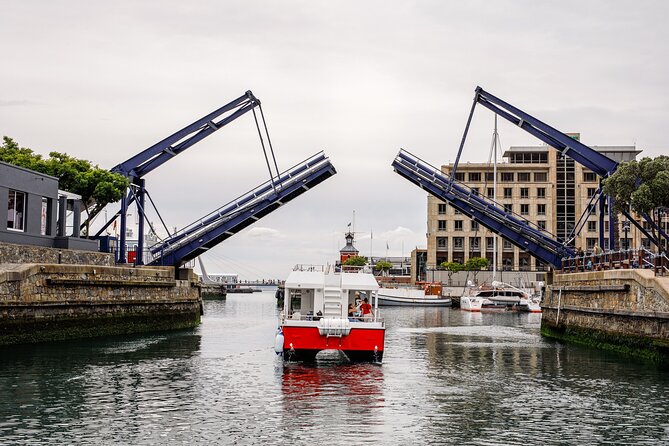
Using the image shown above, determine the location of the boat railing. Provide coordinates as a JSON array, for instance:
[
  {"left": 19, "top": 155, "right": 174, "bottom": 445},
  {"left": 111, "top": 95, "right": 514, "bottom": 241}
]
[
  {"left": 281, "top": 311, "right": 384, "bottom": 325},
  {"left": 292, "top": 264, "right": 325, "bottom": 272}
]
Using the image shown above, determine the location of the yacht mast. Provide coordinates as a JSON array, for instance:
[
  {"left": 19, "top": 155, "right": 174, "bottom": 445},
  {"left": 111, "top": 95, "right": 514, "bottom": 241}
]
[{"left": 493, "top": 114, "right": 498, "bottom": 282}]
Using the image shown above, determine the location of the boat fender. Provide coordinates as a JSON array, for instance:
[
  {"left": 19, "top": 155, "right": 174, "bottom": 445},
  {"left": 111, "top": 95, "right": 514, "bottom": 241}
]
[{"left": 274, "top": 330, "right": 284, "bottom": 355}]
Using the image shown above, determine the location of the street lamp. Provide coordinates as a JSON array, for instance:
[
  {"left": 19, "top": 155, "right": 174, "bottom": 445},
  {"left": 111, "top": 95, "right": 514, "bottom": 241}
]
[{"left": 622, "top": 220, "right": 630, "bottom": 250}]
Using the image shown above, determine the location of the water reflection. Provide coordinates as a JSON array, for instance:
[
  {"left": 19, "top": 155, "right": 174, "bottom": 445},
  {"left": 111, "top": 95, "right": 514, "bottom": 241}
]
[
  {"left": 280, "top": 359, "right": 384, "bottom": 442},
  {"left": 0, "top": 293, "right": 668, "bottom": 445},
  {"left": 0, "top": 331, "right": 201, "bottom": 444}
]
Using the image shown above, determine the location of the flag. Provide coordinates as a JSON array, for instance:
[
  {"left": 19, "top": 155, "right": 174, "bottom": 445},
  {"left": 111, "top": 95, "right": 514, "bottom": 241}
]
[
  {"left": 386, "top": 241, "right": 389, "bottom": 250},
  {"left": 347, "top": 222, "right": 351, "bottom": 228}
]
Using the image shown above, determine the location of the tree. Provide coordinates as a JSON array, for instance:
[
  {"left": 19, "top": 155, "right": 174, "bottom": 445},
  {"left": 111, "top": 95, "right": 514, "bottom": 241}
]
[
  {"left": 439, "top": 261, "right": 464, "bottom": 286},
  {"left": 465, "top": 257, "right": 489, "bottom": 284},
  {"left": 1, "top": 136, "right": 129, "bottom": 235},
  {"left": 343, "top": 255, "right": 367, "bottom": 266},
  {"left": 603, "top": 155, "right": 669, "bottom": 252},
  {"left": 375, "top": 260, "right": 392, "bottom": 276}
]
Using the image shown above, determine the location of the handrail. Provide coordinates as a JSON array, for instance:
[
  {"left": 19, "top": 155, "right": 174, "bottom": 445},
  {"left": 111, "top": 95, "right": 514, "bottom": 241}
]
[{"left": 560, "top": 247, "right": 669, "bottom": 276}]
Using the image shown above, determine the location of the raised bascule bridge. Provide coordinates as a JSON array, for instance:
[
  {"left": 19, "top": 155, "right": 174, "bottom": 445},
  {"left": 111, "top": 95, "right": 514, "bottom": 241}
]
[
  {"left": 90, "top": 90, "right": 336, "bottom": 269},
  {"left": 392, "top": 86, "right": 669, "bottom": 364}
]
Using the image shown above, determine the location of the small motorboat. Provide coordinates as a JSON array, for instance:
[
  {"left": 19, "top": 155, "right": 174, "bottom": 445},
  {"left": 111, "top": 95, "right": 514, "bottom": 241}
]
[{"left": 377, "top": 282, "right": 451, "bottom": 307}]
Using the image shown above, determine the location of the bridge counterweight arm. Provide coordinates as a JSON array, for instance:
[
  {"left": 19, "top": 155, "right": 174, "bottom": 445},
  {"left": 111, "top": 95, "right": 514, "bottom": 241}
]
[
  {"left": 474, "top": 87, "right": 619, "bottom": 178},
  {"left": 111, "top": 91, "right": 260, "bottom": 180}
]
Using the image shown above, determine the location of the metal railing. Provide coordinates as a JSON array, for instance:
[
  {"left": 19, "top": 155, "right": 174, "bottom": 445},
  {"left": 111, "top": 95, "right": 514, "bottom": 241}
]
[{"left": 560, "top": 247, "right": 669, "bottom": 276}]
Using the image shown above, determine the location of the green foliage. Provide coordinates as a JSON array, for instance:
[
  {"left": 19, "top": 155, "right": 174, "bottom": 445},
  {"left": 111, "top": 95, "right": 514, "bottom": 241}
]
[
  {"left": 343, "top": 255, "right": 367, "bottom": 266},
  {"left": 465, "top": 257, "right": 489, "bottom": 271},
  {"left": 375, "top": 260, "right": 392, "bottom": 271},
  {"left": 0, "top": 136, "right": 128, "bottom": 214},
  {"left": 439, "top": 261, "right": 464, "bottom": 273},
  {"left": 603, "top": 155, "right": 669, "bottom": 215}
]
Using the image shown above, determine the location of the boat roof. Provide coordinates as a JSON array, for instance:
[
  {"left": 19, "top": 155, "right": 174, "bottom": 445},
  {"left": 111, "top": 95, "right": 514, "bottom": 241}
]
[{"left": 285, "top": 270, "right": 379, "bottom": 291}]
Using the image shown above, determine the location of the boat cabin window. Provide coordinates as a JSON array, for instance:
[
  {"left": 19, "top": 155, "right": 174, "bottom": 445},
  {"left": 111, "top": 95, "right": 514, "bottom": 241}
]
[{"left": 288, "top": 289, "right": 315, "bottom": 316}]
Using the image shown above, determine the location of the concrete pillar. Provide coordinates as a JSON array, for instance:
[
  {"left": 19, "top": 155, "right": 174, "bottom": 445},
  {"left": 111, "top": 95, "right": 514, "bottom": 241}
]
[
  {"left": 57, "top": 196, "right": 67, "bottom": 237},
  {"left": 72, "top": 200, "right": 81, "bottom": 238}
]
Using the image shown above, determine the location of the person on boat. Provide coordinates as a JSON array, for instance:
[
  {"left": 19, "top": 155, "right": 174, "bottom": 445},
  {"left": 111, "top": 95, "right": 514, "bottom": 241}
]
[
  {"left": 348, "top": 304, "right": 357, "bottom": 321},
  {"left": 360, "top": 298, "right": 373, "bottom": 319}
]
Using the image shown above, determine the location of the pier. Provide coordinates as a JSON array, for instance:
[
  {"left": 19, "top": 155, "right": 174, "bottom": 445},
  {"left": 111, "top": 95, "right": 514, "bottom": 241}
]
[
  {"left": 542, "top": 266, "right": 669, "bottom": 364},
  {"left": 0, "top": 242, "right": 201, "bottom": 345}
]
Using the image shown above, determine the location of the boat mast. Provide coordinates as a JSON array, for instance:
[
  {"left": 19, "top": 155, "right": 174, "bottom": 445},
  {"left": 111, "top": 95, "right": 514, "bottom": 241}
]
[{"left": 492, "top": 114, "right": 498, "bottom": 283}]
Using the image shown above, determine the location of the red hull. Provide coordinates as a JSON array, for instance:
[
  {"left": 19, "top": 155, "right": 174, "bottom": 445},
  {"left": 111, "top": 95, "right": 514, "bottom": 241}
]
[{"left": 282, "top": 326, "right": 384, "bottom": 361}]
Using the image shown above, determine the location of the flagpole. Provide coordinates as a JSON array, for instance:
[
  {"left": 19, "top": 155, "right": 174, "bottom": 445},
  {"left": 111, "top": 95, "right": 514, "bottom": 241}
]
[{"left": 370, "top": 229, "right": 373, "bottom": 265}]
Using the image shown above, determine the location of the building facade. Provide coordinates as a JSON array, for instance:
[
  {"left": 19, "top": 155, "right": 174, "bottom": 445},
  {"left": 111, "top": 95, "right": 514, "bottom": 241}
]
[
  {"left": 1, "top": 161, "right": 97, "bottom": 251},
  {"left": 425, "top": 135, "right": 642, "bottom": 272}
]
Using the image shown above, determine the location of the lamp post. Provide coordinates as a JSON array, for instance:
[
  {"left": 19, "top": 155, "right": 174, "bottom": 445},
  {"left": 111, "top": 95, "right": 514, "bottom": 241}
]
[{"left": 622, "top": 220, "right": 630, "bottom": 250}]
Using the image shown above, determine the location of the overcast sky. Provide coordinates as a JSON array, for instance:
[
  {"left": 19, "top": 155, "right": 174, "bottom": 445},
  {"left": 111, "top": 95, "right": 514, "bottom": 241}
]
[{"left": 2, "top": 1, "right": 668, "bottom": 279}]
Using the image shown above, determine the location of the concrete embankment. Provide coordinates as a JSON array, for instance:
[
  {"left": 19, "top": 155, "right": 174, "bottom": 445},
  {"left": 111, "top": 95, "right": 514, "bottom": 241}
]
[
  {"left": 542, "top": 269, "right": 669, "bottom": 364},
  {"left": 0, "top": 242, "right": 202, "bottom": 345}
]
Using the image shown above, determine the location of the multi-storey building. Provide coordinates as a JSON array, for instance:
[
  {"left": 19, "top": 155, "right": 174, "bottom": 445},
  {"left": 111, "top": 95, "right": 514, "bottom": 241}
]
[{"left": 425, "top": 134, "right": 642, "bottom": 272}]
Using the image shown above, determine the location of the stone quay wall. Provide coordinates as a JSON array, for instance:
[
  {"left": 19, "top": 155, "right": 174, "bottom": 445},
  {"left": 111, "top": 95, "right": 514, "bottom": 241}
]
[
  {"left": 542, "top": 269, "right": 669, "bottom": 364},
  {"left": 0, "top": 262, "right": 202, "bottom": 345},
  {"left": 0, "top": 241, "right": 114, "bottom": 266}
]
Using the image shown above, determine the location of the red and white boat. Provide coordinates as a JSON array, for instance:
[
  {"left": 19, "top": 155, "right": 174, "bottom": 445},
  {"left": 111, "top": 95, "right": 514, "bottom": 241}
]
[{"left": 275, "top": 264, "right": 385, "bottom": 362}]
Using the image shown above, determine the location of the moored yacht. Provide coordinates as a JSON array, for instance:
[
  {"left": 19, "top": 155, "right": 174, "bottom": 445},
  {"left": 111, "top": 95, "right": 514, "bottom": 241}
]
[
  {"left": 462, "top": 281, "right": 541, "bottom": 312},
  {"left": 275, "top": 264, "right": 385, "bottom": 362},
  {"left": 377, "top": 282, "right": 452, "bottom": 307}
]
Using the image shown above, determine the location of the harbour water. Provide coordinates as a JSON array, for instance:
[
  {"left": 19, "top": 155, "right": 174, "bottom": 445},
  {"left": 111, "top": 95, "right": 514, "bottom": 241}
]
[{"left": 1, "top": 289, "right": 667, "bottom": 445}]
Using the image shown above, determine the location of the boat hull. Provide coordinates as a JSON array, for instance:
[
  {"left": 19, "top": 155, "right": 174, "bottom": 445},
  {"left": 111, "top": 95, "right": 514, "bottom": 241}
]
[
  {"left": 377, "top": 296, "right": 452, "bottom": 307},
  {"left": 282, "top": 325, "right": 384, "bottom": 362},
  {"left": 377, "top": 288, "right": 451, "bottom": 307}
]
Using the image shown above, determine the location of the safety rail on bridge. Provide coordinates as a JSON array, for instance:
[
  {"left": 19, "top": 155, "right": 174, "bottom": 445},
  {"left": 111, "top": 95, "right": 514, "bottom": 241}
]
[{"left": 560, "top": 248, "right": 669, "bottom": 276}]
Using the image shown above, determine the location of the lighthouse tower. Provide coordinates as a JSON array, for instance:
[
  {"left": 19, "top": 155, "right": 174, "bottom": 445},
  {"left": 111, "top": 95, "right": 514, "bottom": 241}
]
[{"left": 339, "top": 231, "right": 359, "bottom": 264}]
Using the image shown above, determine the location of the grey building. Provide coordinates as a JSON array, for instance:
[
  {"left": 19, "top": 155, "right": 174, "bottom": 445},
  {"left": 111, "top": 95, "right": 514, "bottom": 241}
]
[{"left": 1, "top": 161, "right": 97, "bottom": 251}]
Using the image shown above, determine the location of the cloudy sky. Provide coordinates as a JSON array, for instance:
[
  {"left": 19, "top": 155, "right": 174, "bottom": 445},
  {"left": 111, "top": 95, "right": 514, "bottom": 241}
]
[{"left": 2, "top": 1, "right": 667, "bottom": 279}]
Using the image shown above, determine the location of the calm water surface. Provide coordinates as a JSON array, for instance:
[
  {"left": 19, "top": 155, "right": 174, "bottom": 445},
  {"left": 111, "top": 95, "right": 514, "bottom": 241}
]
[{"left": 1, "top": 290, "right": 667, "bottom": 445}]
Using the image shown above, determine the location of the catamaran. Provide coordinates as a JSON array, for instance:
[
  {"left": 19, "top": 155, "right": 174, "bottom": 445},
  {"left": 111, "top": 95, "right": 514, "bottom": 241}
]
[{"left": 275, "top": 264, "right": 385, "bottom": 362}]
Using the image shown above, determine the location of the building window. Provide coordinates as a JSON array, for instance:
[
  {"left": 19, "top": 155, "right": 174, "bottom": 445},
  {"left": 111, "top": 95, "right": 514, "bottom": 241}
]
[
  {"left": 454, "top": 172, "right": 465, "bottom": 182},
  {"left": 503, "top": 188, "right": 512, "bottom": 199},
  {"left": 7, "top": 190, "right": 26, "bottom": 232},
  {"left": 438, "top": 203, "right": 447, "bottom": 214},
  {"left": 537, "top": 204, "right": 546, "bottom": 216},
  {"left": 40, "top": 197, "right": 49, "bottom": 236},
  {"left": 437, "top": 237, "right": 448, "bottom": 249},
  {"left": 501, "top": 172, "right": 514, "bottom": 182},
  {"left": 518, "top": 172, "right": 530, "bottom": 182},
  {"left": 537, "top": 220, "right": 546, "bottom": 230},
  {"left": 537, "top": 187, "right": 546, "bottom": 199},
  {"left": 469, "top": 237, "right": 480, "bottom": 251},
  {"left": 471, "top": 187, "right": 479, "bottom": 196},
  {"left": 438, "top": 220, "right": 447, "bottom": 231},
  {"left": 487, "top": 187, "right": 494, "bottom": 199},
  {"left": 503, "top": 240, "right": 513, "bottom": 250},
  {"left": 468, "top": 172, "right": 481, "bottom": 182},
  {"left": 583, "top": 172, "right": 597, "bottom": 182},
  {"left": 587, "top": 221, "right": 596, "bottom": 232},
  {"left": 453, "top": 237, "right": 464, "bottom": 250},
  {"left": 504, "top": 203, "right": 513, "bottom": 213},
  {"left": 534, "top": 172, "right": 547, "bottom": 182},
  {"left": 586, "top": 238, "right": 597, "bottom": 251},
  {"left": 588, "top": 204, "right": 596, "bottom": 215},
  {"left": 520, "top": 188, "right": 529, "bottom": 199},
  {"left": 471, "top": 221, "right": 479, "bottom": 231},
  {"left": 520, "top": 204, "right": 529, "bottom": 215},
  {"left": 587, "top": 187, "right": 597, "bottom": 198},
  {"left": 486, "top": 237, "right": 494, "bottom": 250},
  {"left": 454, "top": 220, "right": 463, "bottom": 231},
  {"left": 485, "top": 172, "right": 495, "bottom": 182}
]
